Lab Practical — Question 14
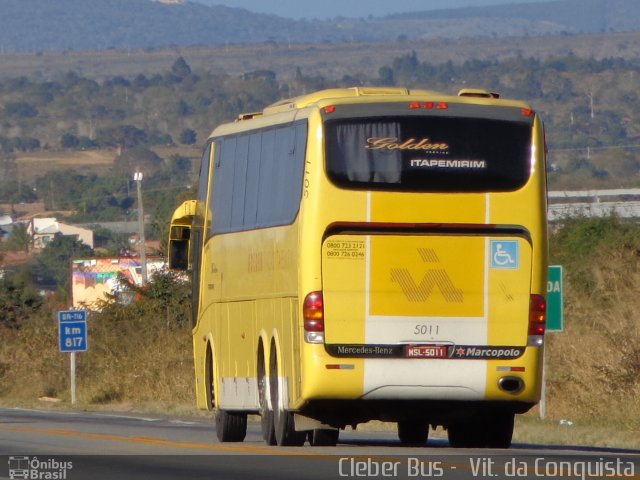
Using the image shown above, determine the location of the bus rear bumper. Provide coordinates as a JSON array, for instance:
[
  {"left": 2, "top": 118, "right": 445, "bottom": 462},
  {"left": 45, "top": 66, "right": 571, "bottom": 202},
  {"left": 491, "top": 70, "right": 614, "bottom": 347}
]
[{"left": 298, "top": 345, "right": 543, "bottom": 409}]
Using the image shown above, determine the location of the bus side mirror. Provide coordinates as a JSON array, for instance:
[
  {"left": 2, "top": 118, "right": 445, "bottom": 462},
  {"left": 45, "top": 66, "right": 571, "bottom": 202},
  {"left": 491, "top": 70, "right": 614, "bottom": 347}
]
[{"left": 168, "top": 225, "right": 190, "bottom": 270}]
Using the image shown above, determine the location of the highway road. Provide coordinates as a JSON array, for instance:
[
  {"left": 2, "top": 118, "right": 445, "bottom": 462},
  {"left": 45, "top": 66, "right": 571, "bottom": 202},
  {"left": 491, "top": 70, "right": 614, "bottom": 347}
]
[{"left": 1, "top": 408, "right": 638, "bottom": 479}]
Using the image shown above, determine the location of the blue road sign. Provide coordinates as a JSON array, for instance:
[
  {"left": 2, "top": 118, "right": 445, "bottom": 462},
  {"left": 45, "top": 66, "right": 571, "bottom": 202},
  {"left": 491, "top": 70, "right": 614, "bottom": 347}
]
[{"left": 58, "top": 310, "right": 88, "bottom": 352}]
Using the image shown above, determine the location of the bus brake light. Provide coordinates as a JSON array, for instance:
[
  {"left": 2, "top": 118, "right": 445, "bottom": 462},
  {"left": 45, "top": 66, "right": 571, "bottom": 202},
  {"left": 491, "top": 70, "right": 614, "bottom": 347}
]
[
  {"left": 303, "top": 291, "right": 324, "bottom": 331},
  {"left": 528, "top": 294, "right": 546, "bottom": 336},
  {"left": 303, "top": 291, "right": 325, "bottom": 344}
]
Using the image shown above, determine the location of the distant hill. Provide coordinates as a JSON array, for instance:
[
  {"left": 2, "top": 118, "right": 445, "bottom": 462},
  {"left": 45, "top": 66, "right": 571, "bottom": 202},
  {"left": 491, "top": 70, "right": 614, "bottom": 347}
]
[
  {"left": 389, "top": 0, "right": 640, "bottom": 35},
  {"left": 0, "top": 0, "right": 638, "bottom": 52}
]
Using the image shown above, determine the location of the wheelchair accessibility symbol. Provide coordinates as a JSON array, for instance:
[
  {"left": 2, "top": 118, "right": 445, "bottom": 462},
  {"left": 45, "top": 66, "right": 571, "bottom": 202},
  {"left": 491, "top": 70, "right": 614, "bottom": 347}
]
[{"left": 490, "top": 240, "right": 519, "bottom": 269}]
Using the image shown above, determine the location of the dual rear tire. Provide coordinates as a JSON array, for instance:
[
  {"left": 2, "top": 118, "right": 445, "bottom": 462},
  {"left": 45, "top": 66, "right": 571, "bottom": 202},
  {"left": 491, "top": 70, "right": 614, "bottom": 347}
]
[
  {"left": 397, "top": 421, "right": 429, "bottom": 445},
  {"left": 447, "top": 412, "right": 514, "bottom": 448},
  {"left": 269, "top": 347, "right": 306, "bottom": 446},
  {"left": 259, "top": 345, "right": 339, "bottom": 447},
  {"left": 215, "top": 409, "right": 247, "bottom": 442}
]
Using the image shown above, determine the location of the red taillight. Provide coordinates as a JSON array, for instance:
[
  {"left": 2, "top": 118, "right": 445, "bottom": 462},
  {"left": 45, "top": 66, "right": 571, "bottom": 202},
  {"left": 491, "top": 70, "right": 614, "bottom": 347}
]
[
  {"left": 408, "top": 101, "right": 448, "bottom": 110},
  {"left": 528, "top": 294, "right": 546, "bottom": 336},
  {"left": 324, "top": 105, "right": 336, "bottom": 114},
  {"left": 303, "top": 291, "right": 324, "bottom": 332},
  {"left": 521, "top": 108, "right": 534, "bottom": 117}
]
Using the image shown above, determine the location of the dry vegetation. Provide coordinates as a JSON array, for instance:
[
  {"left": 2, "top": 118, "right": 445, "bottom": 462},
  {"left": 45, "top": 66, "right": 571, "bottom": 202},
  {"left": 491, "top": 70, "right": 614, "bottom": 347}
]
[
  {"left": 13, "top": 145, "right": 201, "bottom": 183},
  {"left": 1, "top": 31, "right": 640, "bottom": 84},
  {"left": 1, "top": 217, "right": 640, "bottom": 449},
  {"left": 0, "top": 307, "right": 194, "bottom": 412},
  {"left": 545, "top": 250, "right": 640, "bottom": 425}
]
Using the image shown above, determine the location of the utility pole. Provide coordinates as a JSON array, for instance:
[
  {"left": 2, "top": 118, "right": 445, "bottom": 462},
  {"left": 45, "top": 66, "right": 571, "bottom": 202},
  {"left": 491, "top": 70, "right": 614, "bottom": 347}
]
[{"left": 134, "top": 171, "right": 148, "bottom": 285}]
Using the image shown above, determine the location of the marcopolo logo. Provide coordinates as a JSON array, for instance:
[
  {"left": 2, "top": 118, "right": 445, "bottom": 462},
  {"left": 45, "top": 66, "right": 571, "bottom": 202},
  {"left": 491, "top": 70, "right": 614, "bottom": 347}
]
[
  {"left": 452, "top": 346, "right": 525, "bottom": 360},
  {"left": 8, "top": 456, "right": 73, "bottom": 480}
]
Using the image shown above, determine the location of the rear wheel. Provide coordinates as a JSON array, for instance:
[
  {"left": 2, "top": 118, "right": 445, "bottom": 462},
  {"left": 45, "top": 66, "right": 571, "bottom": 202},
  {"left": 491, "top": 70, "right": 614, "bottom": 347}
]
[
  {"left": 270, "top": 346, "right": 306, "bottom": 446},
  {"left": 447, "top": 412, "right": 514, "bottom": 448},
  {"left": 309, "top": 428, "right": 339, "bottom": 447},
  {"left": 447, "top": 421, "right": 482, "bottom": 448},
  {"left": 484, "top": 412, "right": 514, "bottom": 448},
  {"left": 215, "top": 410, "right": 247, "bottom": 442},
  {"left": 397, "top": 421, "right": 429, "bottom": 445},
  {"left": 258, "top": 349, "right": 276, "bottom": 445}
]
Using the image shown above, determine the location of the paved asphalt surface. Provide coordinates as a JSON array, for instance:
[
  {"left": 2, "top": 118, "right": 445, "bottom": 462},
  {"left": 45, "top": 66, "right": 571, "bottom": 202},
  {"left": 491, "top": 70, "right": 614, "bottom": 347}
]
[{"left": 0, "top": 408, "right": 638, "bottom": 479}]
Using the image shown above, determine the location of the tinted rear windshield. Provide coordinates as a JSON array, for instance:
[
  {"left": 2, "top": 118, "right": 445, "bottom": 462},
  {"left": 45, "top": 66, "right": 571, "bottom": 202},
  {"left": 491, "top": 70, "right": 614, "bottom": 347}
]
[{"left": 325, "top": 113, "right": 533, "bottom": 192}]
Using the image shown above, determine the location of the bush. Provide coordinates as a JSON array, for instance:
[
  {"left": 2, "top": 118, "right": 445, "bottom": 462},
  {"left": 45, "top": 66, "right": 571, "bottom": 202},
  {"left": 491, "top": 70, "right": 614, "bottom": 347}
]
[{"left": 550, "top": 215, "right": 640, "bottom": 294}]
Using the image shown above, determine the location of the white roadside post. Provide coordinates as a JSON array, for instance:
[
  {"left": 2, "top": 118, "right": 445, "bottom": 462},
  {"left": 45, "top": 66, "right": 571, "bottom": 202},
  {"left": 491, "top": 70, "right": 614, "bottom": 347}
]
[
  {"left": 134, "top": 171, "right": 148, "bottom": 286},
  {"left": 540, "top": 265, "right": 564, "bottom": 420}
]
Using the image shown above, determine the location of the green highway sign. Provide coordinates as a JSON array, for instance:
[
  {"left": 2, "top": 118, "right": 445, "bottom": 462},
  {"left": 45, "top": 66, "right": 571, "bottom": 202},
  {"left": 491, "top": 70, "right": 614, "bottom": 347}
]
[{"left": 546, "top": 265, "right": 564, "bottom": 332}]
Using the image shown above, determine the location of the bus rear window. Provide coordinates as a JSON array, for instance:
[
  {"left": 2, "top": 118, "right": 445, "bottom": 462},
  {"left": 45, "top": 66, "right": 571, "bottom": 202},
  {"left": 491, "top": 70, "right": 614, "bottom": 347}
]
[{"left": 325, "top": 116, "right": 532, "bottom": 192}]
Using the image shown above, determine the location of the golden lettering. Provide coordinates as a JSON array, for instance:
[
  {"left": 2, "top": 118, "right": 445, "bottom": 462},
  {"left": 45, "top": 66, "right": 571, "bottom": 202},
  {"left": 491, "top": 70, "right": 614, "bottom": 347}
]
[{"left": 364, "top": 137, "right": 449, "bottom": 152}]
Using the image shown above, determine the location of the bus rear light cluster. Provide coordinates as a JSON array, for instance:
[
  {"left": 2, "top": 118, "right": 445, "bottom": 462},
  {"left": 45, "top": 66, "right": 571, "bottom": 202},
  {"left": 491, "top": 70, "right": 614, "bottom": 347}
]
[
  {"left": 303, "top": 291, "right": 325, "bottom": 344},
  {"left": 528, "top": 294, "right": 546, "bottom": 346},
  {"left": 409, "top": 101, "right": 448, "bottom": 110}
]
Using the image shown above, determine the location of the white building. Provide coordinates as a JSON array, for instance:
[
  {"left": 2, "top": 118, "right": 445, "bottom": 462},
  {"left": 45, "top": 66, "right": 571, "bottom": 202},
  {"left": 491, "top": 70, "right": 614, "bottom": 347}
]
[
  {"left": 28, "top": 218, "right": 94, "bottom": 249},
  {"left": 0, "top": 214, "right": 12, "bottom": 226}
]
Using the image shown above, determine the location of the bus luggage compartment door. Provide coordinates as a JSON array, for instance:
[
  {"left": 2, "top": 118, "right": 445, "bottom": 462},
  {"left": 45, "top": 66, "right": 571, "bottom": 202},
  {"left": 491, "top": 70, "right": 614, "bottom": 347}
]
[{"left": 321, "top": 233, "right": 532, "bottom": 351}]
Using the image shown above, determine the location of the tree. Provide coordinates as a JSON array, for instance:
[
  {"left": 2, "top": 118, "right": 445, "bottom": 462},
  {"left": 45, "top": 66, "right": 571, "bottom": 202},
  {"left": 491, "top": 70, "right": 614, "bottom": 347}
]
[
  {"left": 97, "top": 125, "right": 147, "bottom": 148},
  {"left": 0, "top": 272, "right": 44, "bottom": 329},
  {"left": 177, "top": 99, "right": 192, "bottom": 116},
  {"left": 30, "top": 236, "right": 93, "bottom": 292},
  {"left": 0, "top": 154, "right": 18, "bottom": 189},
  {"left": 113, "top": 146, "right": 163, "bottom": 177},
  {"left": 171, "top": 57, "right": 192, "bottom": 79},
  {"left": 6, "top": 224, "right": 32, "bottom": 253},
  {"left": 61, "top": 133, "right": 80, "bottom": 148},
  {"left": 156, "top": 154, "right": 191, "bottom": 187},
  {"left": 377, "top": 66, "right": 395, "bottom": 86},
  {"left": 179, "top": 129, "right": 197, "bottom": 145},
  {"left": 4, "top": 101, "right": 38, "bottom": 118}
]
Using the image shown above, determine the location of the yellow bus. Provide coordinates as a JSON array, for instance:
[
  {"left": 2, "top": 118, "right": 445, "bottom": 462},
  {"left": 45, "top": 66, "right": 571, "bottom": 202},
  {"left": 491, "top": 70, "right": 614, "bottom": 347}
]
[{"left": 169, "top": 87, "right": 548, "bottom": 448}]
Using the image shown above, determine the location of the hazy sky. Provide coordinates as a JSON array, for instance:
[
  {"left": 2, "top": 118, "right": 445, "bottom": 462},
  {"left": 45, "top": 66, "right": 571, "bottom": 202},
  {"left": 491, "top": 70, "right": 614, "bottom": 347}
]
[{"left": 191, "top": 0, "right": 553, "bottom": 19}]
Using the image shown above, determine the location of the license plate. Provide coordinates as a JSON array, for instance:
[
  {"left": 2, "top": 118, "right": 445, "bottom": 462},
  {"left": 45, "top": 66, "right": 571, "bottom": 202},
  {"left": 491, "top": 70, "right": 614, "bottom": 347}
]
[{"left": 405, "top": 345, "right": 448, "bottom": 358}]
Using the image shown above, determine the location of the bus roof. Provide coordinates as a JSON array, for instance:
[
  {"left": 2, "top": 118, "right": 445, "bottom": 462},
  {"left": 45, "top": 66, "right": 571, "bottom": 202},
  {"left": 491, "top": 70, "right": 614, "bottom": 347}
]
[{"left": 210, "top": 86, "right": 532, "bottom": 138}]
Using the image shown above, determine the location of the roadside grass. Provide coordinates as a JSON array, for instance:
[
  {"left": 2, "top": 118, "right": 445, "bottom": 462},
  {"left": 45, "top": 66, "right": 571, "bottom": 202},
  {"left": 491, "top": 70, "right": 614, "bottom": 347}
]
[
  {"left": 0, "top": 312, "right": 194, "bottom": 409},
  {"left": 513, "top": 415, "right": 640, "bottom": 450}
]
